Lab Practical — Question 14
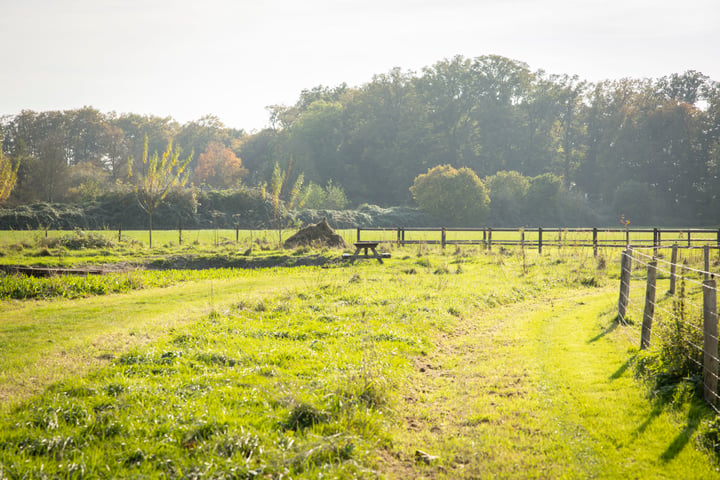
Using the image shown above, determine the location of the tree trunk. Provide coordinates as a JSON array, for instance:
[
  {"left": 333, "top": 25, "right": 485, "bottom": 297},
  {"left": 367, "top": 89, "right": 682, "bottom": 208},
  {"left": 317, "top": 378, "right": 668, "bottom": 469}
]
[{"left": 148, "top": 211, "right": 153, "bottom": 248}]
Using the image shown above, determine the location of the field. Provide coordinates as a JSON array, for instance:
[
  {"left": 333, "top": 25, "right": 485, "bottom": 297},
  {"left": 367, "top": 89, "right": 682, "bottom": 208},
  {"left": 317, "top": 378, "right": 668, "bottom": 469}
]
[{"left": 1, "top": 230, "right": 720, "bottom": 478}]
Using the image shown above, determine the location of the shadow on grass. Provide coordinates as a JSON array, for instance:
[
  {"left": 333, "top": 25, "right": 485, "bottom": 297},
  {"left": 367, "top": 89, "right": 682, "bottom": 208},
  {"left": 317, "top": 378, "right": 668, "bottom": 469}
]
[
  {"left": 609, "top": 357, "right": 634, "bottom": 381},
  {"left": 633, "top": 403, "right": 664, "bottom": 437},
  {"left": 632, "top": 379, "right": 713, "bottom": 462},
  {"left": 588, "top": 319, "right": 619, "bottom": 343},
  {"left": 660, "top": 395, "right": 710, "bottom": 462}
]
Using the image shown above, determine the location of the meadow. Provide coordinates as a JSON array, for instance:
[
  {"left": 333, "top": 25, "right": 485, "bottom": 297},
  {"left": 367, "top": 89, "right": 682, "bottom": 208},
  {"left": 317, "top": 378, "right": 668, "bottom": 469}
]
[{"left": 1, "top": 230, "right": 719, "bottom": 478}]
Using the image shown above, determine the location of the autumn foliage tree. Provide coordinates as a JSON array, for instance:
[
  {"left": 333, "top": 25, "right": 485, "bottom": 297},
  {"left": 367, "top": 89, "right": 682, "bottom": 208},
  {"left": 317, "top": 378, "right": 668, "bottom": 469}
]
[
  {"left": 410, "top": 164, "right": 489, "bottom": 226},
  {"left": 193, "top": 141, "right": 247, "bottom": 188}
]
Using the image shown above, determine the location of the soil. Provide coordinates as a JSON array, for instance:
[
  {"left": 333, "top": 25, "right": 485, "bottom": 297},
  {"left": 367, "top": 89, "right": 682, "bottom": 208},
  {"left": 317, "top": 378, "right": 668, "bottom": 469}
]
[{"left": 283, "top": 218, "right": 349, "bottom": 249}]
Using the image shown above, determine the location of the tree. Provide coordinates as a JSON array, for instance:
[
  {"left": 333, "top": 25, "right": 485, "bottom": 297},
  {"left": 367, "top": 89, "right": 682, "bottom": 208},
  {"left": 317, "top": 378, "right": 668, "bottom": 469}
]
[
  {"left": 133, "top": 136, "right": 192, "bottom": 247},
  {"left": 264, "top": 160, "right": 306, "bottom": 245},
  {"left": 304, "top": 180, "right": 349, "bottom": 210},
  {"left": 485, "top": 170, "right": 530, "bottom": 221},
  {"left": 410, "top": 164, "right": 489, "bottom": 226},
  {"left": 0, "top": 140, "right": 19, "bottom": 204},
  {"left": 524, "top": 173, "right": 563, "bottom": 221},
  {"left": 194, "top": 141, "right": 247, "bottom": 188}
]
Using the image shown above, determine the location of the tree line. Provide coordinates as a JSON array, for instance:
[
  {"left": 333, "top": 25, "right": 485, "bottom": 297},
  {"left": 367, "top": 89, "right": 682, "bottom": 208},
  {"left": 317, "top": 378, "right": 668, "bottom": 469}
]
[{"left": 2, "top": 54, "right": 719, "bottom": 226}]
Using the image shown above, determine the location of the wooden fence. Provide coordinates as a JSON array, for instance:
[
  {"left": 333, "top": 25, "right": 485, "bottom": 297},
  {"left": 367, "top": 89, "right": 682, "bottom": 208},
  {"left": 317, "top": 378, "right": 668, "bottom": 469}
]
[{"left": 355, "top": 227, "right": 720, "bottom": 254}]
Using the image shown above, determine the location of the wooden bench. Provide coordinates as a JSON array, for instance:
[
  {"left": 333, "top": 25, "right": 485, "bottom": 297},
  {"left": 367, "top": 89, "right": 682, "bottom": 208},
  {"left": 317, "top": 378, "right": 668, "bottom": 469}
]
[{"left": 342, "top": 241, "right": 391, "bottom": 264}]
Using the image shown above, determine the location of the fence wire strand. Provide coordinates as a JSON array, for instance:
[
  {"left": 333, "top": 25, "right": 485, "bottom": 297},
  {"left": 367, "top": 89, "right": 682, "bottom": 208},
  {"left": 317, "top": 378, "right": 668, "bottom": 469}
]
[{"left": 617, "top": 248, "right": 720, "bottom": 413}]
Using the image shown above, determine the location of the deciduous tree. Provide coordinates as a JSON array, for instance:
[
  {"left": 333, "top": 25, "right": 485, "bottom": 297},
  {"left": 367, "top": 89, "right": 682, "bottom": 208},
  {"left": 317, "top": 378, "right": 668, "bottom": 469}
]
[
  {"left": 133, "top": 136, "right": 192, "bottom": 247},
  {"left": 0, "top": 140, "right": 19, "bottom": 204},
  {"left": 264, "top": 159, "right": 306, "bottom": 245},
  {"left": 194, "top": 141, "right": 247, "bottom": 188},
  {"left": 410, "top": 164, "right": 489, "bottom": 226}
]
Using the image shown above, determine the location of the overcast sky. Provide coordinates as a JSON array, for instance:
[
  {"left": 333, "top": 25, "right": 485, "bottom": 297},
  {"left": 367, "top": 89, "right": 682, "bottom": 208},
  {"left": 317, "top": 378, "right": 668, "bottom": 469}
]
[{"left": 1, "top": 0, "right": 718, "bottom": 131}]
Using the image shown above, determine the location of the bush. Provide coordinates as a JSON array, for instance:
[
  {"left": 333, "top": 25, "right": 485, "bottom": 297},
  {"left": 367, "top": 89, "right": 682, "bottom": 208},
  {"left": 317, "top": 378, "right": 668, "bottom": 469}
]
[
  {"left": 524, "top": 173, "right": 563, "bottom": 217},
  {"left": 43, "top": 228, "right": 115, "bottom": 250},
  {"left": 485, "top": 170, "right": 529, "bottom": 222},
  {"left": 303, "top": 181, "right": 349, "bottom": 210},
  {"left": 410, "top": 165, "right": 489, "bottom": 226}
]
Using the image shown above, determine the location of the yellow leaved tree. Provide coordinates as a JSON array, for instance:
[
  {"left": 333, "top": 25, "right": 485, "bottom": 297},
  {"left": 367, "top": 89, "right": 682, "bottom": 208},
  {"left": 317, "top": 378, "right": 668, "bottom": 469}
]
[
  {"left": 132, "top": 136, "right": 193, "bottom": 247},
  {"left": 0, "top": 140, "right": 20, "bottom": 204}
]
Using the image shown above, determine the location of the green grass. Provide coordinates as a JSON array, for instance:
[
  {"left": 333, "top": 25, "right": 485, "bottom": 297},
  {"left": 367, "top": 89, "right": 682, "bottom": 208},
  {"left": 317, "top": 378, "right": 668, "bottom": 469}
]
[{"left": 0, "top": 244, "right": 719, "bottom": 478}]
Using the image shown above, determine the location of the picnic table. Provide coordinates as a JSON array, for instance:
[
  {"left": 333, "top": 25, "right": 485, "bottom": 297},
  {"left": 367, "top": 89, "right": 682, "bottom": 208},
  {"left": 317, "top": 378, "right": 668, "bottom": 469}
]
[{"left": 343, "top": 241, "right": 391, "bottom": 264}]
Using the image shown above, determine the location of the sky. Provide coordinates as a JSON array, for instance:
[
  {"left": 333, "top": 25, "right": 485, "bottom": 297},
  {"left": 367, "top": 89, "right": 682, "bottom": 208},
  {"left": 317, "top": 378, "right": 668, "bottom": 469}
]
[{"left": 1, "top": 0, "right": 718, "bottom": 132}]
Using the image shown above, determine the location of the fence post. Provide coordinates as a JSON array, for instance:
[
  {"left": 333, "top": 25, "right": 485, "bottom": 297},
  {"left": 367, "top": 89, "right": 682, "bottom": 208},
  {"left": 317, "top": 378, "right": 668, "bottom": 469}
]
[
  {"left": 397, "top": 227, "right": 401, "bottom": 247},
  {"left": 618, "top": 248, "right": 633, "bottom": 322},
  {"left": 669, "top": 243, "right": 678, "bottom": 295},
  {"left": 640, "top": 260, "right": 657, "bottom": 350},
  {"left": 538, "top": 227, "right": 543, "bottom": 255},
  {"left": 705, "top": 245, "right": 711, "bottom": 281},
  {"left": 441, "top": 227, "right": 446, "bottom": 250},
  {"left": 654, "top": 228, "right": 660, "bottom": 256},
  {"left": 520, "top": 229, "right": 525, "bottom": 250},
  {"left": 483, "top": 228, "right": 487, "bottom": 248},
  {"left": 236, "top": 226, "right": 239, "bottom": 244},
  {"left": 703, "top": 278, "right": 718, "bottom": 407},
  {"left": 402, "top": 228, "right": 405, "bottom": 245},
  {"left": 487, "top": 228, "right": 492, "bottom": 251},
  {"left": 178, "top": 222, "right": 182, "bottom": 246},
  {"left": 356, "top": 227, "right": 361, "bottom": 243},
  {"left": 118, "top": 224, "right": 122, "bottom": 242},
  {"left": 626, "top": 229, "right": 630, "bottom": 247},
  {"left": 592, "top": 228, "right": 598, "bottom": 257},
  {"left": 688, "top": 229, "right": 692, "bottom": 248}
]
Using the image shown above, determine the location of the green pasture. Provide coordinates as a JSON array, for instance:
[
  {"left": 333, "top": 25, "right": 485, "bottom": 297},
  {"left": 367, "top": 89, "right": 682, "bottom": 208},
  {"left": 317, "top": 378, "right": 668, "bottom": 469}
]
[
  {"left": 1, "top": 239, "right": 720, "bottom": 478},
  {"left": 356, "top": 226, "right": 719, "bottom": 248},
  {"left": 0, "top": 228, "right": 356, "bottom": 249},
  {"left": 1, "top": 227, "right": 717, "bottom": 256}
]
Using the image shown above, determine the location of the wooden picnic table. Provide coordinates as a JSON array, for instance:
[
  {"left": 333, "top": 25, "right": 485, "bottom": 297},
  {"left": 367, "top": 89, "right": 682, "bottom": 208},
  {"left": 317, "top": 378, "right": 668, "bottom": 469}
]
[{"left": 343, "top": 241, "right": 390, "bottom": 264}]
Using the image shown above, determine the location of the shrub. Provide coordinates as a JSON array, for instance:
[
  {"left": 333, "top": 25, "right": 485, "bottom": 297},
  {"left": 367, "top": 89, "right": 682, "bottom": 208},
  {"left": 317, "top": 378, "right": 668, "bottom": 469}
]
[
  {"left": 485, "top": 170, "right": 529, "bottom": 221},
  {"left": 524, "top": 173, "right": 563, "bottom": 219},
  {"left": 303, "top": 180, "right": 349, "bottom": 210},
  {"left": 42, "top": 228, "right": 114, "bottom": 250},
  {"left": 410, "top": 165, "right": 489, "bottom": 226}
]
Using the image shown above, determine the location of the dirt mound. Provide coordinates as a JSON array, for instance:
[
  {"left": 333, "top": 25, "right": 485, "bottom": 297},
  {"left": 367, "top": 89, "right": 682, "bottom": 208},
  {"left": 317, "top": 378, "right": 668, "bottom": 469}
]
[{"left": 284, "top": 218, "right": 349, "bottom": 249}]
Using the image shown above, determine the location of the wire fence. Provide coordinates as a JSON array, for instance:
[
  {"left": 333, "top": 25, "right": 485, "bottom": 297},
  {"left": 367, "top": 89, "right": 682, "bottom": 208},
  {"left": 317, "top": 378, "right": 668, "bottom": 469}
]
[
  {"left": 355, "top": 226, "right": 720, "bottom": 252},
  {"left": 616, "top": 245, "right": 719, "bottom": 411}
]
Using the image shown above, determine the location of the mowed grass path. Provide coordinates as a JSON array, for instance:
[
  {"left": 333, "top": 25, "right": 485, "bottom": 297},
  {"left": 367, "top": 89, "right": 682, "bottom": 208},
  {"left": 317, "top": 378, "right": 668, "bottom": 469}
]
[
  {"left": 1, "top": 248, "right": 718, "bottom": 477},
  {"left": 386, "top": 287, "right": 720, "bottom": 479}
]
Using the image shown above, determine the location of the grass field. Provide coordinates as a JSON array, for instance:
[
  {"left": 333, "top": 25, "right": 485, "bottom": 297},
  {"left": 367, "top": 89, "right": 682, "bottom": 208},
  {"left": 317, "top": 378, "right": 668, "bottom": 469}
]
[
  {"left": 1, "top": 234, "right": 720, "bottom": 478},
  {"left": 2, "top": 227, "right": 717, "bottom": 254}
]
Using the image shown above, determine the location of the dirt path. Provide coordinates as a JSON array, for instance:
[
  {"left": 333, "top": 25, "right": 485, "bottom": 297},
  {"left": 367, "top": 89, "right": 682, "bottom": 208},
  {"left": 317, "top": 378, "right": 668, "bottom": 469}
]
[{"left": 382, "top": 287, "right": 720, "bottom": 479}]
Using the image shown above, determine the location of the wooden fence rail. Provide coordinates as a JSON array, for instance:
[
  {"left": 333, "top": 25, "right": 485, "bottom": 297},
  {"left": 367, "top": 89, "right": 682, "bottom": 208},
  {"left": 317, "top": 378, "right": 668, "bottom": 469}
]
[{"left": 355, "top": 227, "right": 720, "bottom": 253}]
